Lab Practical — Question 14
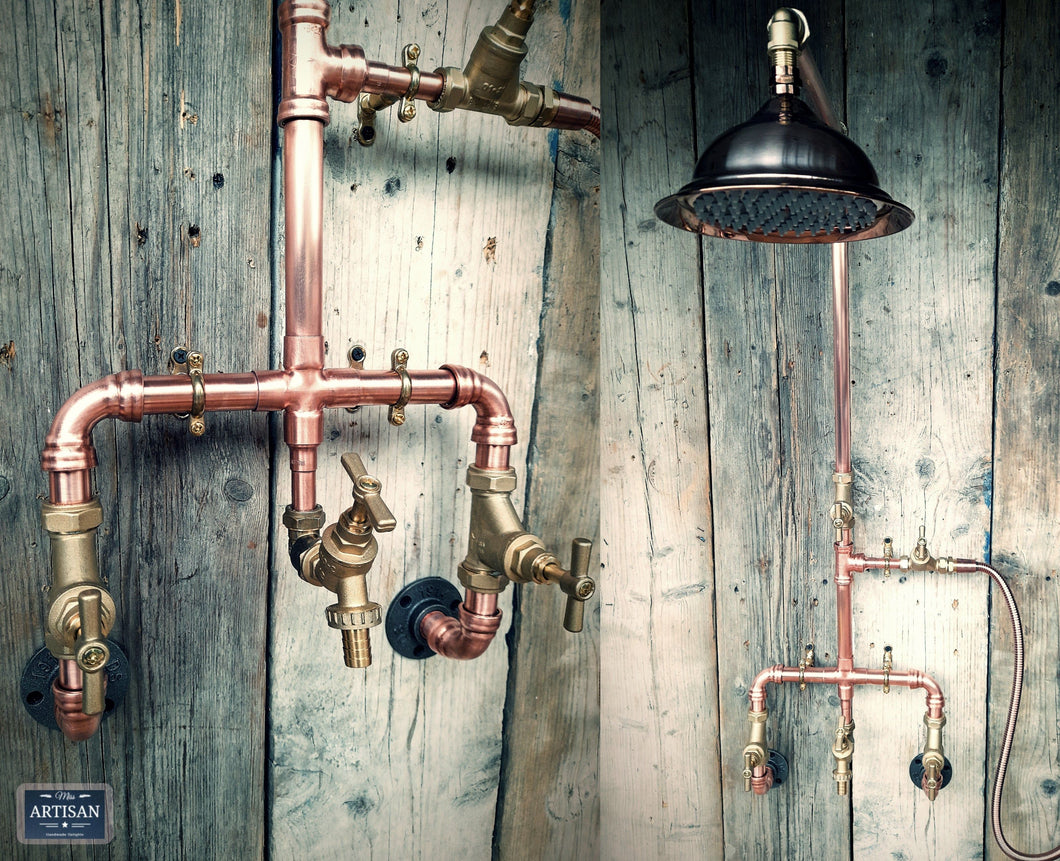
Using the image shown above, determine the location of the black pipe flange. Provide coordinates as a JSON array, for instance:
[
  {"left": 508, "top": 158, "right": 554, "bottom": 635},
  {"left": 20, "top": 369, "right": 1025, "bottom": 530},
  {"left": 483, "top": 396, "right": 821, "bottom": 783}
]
[
  {"left": 21, "top": 641, "right": 130, "bottom": 732},
  {"left": 385, "top": 577, "right": 463, "bottom": 659},
  {"left": 908, "top": 752, "right": 953, "bottom": 792},
  {"left": 767, "top": 749, "right": 790, "bottom": 787}
]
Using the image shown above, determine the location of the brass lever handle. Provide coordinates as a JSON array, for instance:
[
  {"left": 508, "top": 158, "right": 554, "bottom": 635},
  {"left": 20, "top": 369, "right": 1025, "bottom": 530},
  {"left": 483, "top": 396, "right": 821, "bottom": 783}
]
[
  {"left": 341, "top": 453, "right": 397, "bottom": 533},
  {"left": 74, "top": 589, "right": 110, "bottom": 715},
  {"left": 555, "top": 538, "right": 595, "bottom": 633}
]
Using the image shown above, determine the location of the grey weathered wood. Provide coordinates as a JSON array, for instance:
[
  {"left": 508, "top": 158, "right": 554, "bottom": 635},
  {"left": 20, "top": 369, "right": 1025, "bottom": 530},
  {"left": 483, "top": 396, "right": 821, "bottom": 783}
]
[
  {"left": 691, "top": 2, "right": 852, "bottom": 859},
  {"left": 1, "top": 0, "right": 273, "bottom": 854},
  {"left": 266, "top": 1, "right": 597, "bottom": 859},
  {"left": 846, "top": 1, "right": 997, "bottom": 856},
  {"left": 492, "top": 0, "right": 601, "bottom": 855},
  {"left": 988, "top": 0, "right": 1060, "bottom": 857},
  {"left": 600, "top": 0, "right": 725, "bottom": 856}
]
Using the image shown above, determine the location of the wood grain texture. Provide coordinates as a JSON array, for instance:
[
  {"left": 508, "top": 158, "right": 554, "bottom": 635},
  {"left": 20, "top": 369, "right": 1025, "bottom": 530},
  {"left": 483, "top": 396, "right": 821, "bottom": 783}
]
[
  {"left": 988, "top": 1, "right": 1060, "bottom": 857},
  {"left": 266, "top": 2, "right": 598, "bottom": 859},
  {"left": 600, "top": 0, "right": 725, "bottom": 856},
  {"left": 492, "top": 0, "right": 601, "bottom": 854},
  {"left": 691, "top": 2, "right": 851, "bottom": 859},
  {"left": 1, "top": 0, "right": 278, "bottom": 855},
  {"left": 846, "top": 1, "right": 998, "bottom": 857}
]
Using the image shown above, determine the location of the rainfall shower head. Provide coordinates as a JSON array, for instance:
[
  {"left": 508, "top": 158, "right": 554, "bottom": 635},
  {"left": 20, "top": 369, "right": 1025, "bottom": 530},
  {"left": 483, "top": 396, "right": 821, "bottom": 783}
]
[{"left": 655, "top": 8, "right": 914, "bottom": 244}]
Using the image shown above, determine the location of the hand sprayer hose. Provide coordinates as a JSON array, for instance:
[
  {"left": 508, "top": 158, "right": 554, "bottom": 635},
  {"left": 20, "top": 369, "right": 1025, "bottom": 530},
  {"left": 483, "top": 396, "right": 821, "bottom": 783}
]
[{"left": 977, "top": 562, "right": 1060, "bottom": 861}]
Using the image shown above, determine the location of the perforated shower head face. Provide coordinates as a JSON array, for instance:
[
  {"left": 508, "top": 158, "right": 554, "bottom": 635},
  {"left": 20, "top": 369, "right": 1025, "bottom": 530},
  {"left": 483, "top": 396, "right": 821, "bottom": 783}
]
[{"left": 655, "top": 96, "right": 914, "bottom": 243}]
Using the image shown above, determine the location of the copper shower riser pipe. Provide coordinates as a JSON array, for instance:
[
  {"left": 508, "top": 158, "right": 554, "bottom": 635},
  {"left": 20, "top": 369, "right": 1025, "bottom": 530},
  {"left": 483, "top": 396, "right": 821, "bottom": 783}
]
[{"left": 42, "top": 366, "right": 517, "bottom": 506}]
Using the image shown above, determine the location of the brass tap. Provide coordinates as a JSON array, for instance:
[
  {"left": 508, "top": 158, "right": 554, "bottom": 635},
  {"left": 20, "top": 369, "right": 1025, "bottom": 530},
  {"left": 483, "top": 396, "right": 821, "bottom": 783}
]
[
  {"left": 459, "top": 465, "right": 595, "bottom": 632},
  {"left": 830, "top": 472, "right": 854, "bottom": 542},
  {"left": 292, "top": 453, "right": 396, "bottom": 668},
  {"left": 832, "top": 719, "right": 855, "bottom": 796},
  {"left": 41, "top": 498, "right": 116, "bottom": 717},
  {"left": 429, "top": 1, "right": 589, "bottom": 129},
  {"left": 742, "top": 709, "right": 770, "bottom": 792},
  {"left": 921, "top": 713, "right": 947, "bottom": 800}
]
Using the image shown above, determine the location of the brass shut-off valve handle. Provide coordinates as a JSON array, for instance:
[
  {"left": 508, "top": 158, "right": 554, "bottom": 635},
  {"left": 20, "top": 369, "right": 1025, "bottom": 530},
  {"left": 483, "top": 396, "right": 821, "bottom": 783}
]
[
  {"left": 341, "top": 452, "right": 397, "bottom": 533},
  {"left": 547, "top": 538, "right": 595, "bottom": 633},
  {"left": 74, "top": 589, "right": 110, "bottom": 715}
]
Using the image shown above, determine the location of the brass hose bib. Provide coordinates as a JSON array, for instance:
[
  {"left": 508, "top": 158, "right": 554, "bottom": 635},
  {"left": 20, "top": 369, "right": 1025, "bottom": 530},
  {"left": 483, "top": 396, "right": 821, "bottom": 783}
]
[
  {"left": 921, "top": 713, "right": 947, "bottom": 800},
  {"left": 832, "top": 720, "right": 855, "bottom": 796},
  {"left": 289, "top": 453, "right": 396, "bottom": 668},
  {"left": 742, "top": 709, "right": 770, "bottom": 792},
  {"left": 41, "top": 498, "right": 116, "bottom": 717}
]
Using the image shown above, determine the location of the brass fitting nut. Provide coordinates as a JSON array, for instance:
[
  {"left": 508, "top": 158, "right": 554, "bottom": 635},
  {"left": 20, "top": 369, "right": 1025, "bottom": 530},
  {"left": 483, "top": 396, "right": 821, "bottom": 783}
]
[
  {"left": 325, "top": 602, "right": 382, "bottom": 631},
  {"left": 282, "top": 504, "right": 326, "bottom": 533},
  {"left": 504, "top": 533, "right": 551, "bottom": 583},
  {"left": 41, "top": 500, "right": 103, "bottom": 534},
  {"left": 466, "top": 466, "right": 518, "bottom": 493},
  {"left": 457, "top": 560, "right": 509, "bottom": 594}
]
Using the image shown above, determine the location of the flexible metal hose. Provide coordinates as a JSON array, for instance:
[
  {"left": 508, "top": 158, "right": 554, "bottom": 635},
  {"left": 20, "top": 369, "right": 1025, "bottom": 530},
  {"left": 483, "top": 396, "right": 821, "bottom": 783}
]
[{"left": 976, "top": 562, "right": 1060, "bottom": 860}]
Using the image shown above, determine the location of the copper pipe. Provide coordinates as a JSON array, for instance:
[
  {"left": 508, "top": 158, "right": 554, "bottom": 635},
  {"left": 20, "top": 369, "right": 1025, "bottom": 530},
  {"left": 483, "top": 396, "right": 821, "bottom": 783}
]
[
  {"left": 364, "top": 61, "right": 445, "bottom": 102},
  {"left": 42, "top": 365, "right": 516, "bottom": 506},
  {"left": 419, "top": 589, "right": 501, "bottom": 659},
  {"left": 832, "top": 242, "right": 851, "bottom": 475},
  {"left": 52, "top": 659, "right": 104, "bottom": 742},
  {"left": 750, "top": 766, "right": 774, "bottom": 795},
  {"left": 749, "top": 664, "right": 945, "bottom": 719}
]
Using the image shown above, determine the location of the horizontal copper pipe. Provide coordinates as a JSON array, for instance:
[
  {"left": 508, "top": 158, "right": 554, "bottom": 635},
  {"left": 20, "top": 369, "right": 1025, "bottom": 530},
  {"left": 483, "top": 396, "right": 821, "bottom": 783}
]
[
  {"left": 364, "top": 61, "right": 445, "bottom": 103},
  {"left": 42, "top": 365, "right": 516, "bottom": 505},
  {"left": 420, "top": 590, "right": 501, "bottom": 660},
  {"left": 749, "top": 663, "right": 945, "bottom": 719}
]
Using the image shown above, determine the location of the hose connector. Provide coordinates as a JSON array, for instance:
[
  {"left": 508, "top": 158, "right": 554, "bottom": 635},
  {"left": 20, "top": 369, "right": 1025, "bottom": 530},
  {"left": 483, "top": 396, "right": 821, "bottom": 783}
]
[{"left": 832, "top": 719, "right": 855, "bottom": 795}]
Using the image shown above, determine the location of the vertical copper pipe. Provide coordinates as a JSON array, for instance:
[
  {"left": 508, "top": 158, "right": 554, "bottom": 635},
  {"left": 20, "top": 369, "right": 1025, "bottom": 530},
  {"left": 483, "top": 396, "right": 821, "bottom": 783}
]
[
  {"left": 283, "top": 119, "right": 325, "bottom": 363},
  {"left": 283, "top": 118, "right": 326, "bottom": 509},
  {"left": 832, "top": 242, "right": 851, "bottom": 476}
]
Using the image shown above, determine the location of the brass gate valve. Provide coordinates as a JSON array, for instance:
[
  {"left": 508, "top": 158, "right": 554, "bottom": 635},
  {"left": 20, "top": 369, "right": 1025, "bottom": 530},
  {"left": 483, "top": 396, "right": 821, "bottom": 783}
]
[{"left": 307, "top": 453, "right": 397, "bottom": 668}]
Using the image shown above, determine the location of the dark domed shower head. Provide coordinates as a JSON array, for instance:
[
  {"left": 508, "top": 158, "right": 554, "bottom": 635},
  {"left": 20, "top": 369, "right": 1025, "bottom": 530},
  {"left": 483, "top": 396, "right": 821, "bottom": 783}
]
[{"left": 655, "top": 8, "right": 914, "bottom": 244}]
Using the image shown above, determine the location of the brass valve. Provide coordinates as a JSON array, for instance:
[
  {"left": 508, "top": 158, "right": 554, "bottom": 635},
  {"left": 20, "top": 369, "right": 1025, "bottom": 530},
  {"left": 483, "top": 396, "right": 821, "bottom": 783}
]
[
  {"left": 742, "top": 709, "right": 770, "bottom": 792},
  {"left": 299, "top": 452, "right": 397, "bottom": 668},
  {"left": 921, "top": 713, "right": 947, "bottom": 800},
  {"left": 832, "top": 720, "right": 855, "bottom": 796}
]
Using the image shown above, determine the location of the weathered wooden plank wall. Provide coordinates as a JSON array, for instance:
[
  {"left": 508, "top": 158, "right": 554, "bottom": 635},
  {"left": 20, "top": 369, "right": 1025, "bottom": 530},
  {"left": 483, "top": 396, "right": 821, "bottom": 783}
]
[
  {"left": 0, "top": 0, "right": 597, "bottom": 858},
  {"left": 604, "top": 0, "right": 1060, "bottom": 859},
  {"left": 1, "top": 0, "right": 274, "bottom": 855}
]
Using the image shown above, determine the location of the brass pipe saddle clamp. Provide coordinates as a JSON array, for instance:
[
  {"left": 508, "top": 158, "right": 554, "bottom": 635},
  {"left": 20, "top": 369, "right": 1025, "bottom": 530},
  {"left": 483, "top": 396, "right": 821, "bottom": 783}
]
[
  {"left": 357, "top": 44, "right": 422, "bottom": 145},
  {"left": 169, "top": 347, "right": 206, "bottom": 436},
  {"left": 389, "top": 348, "right": 411, "bottom": 426}
]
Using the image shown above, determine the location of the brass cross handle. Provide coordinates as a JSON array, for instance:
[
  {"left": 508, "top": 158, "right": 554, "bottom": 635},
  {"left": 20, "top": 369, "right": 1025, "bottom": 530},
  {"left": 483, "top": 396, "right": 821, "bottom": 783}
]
[
  {"left": 74, "top": 589, "right": 110, "bottom": 715},
  {"left": 554, "top": 538, "right": 595, "bottom": 633},
  {"left": 341, "top": 453, "right": 397, "bottom": 533}
]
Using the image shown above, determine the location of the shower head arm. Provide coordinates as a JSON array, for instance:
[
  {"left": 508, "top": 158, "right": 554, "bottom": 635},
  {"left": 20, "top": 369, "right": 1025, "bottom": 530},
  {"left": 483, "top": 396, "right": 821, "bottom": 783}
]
[{"left": 797, "top": 49, "right": 846, "bottom": 134}]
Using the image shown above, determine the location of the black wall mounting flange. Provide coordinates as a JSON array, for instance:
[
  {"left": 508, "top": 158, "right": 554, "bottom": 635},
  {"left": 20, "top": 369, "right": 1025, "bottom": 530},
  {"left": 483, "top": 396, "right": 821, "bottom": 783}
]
[
  {"left": 20, "top": 641, "right": 130, "bottom": 732},
  {"left": 767, "top": 749, "right": 790, "bottom": 787},
  {"left": 385, "top": 577, "right": 463, "bottom": 659},
  {"left": 908, "top": 752, "right": 954, "bottom": 792}
]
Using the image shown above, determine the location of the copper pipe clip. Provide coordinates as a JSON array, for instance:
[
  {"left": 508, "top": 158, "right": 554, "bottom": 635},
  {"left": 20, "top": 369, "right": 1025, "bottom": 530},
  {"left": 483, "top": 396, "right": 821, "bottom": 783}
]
[
  {"left": 399, "top": 44, "right": 421, "bottom": 123},
  {"left": 388, "top": 348, "right": 411, "bottom": 426},
  {"left": 168, "top": 348, "right": 206, "bottom": 436},
  {"left": 883, "top": 645, "right": 893, "bottom": 693}
]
